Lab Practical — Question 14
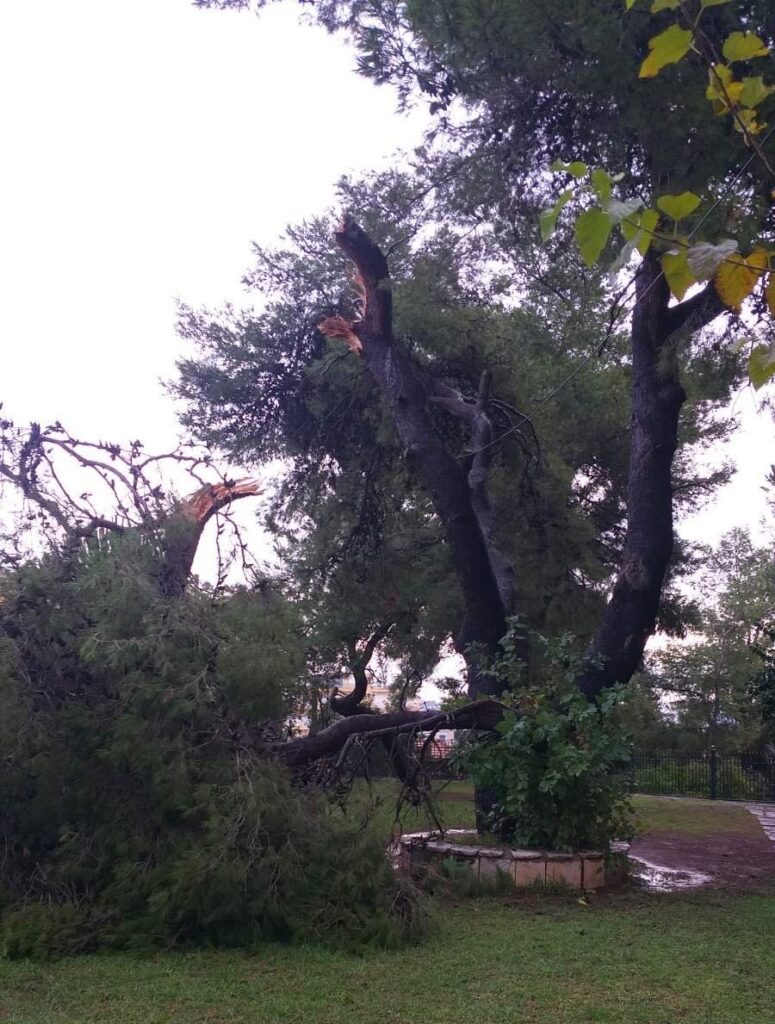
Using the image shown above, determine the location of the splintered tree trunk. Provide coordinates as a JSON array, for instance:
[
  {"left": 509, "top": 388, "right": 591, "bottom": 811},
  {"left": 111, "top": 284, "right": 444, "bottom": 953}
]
[{"left": 315, "top": 222, "right": 727, "bottom": 831}]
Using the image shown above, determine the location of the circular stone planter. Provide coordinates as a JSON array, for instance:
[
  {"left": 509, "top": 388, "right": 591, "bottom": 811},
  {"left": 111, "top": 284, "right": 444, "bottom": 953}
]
[{"left": 395, "top": 829, "right": 630, "bottom": 890}]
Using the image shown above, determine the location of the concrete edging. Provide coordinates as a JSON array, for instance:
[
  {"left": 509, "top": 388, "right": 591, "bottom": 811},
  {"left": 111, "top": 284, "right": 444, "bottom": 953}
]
[{"left": 395, "top": 829, "right": 629, "bottom": 890}]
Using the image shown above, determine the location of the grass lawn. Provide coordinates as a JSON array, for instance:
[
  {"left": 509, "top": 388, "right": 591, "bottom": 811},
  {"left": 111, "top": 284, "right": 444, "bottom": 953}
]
[
  {"left": 631, "top": 795, "right": 761, "bottom": 837},
  {"left": 2, "top": 892, "right": 774, "bottom": 1024},
  {"left": 363, "top": 780, "right": 759, "bottom": 840},
  {"left": 3, "top": 790, "right": 769, "bottom": 1023}
]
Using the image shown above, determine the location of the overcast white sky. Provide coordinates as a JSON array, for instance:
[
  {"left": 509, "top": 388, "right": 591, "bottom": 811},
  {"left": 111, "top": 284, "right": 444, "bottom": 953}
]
[{"left": 1, "top": 0, "right": 773, "bottom": 578}]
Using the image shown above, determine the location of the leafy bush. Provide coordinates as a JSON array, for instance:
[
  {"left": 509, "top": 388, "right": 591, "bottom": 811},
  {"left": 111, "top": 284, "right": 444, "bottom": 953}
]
[
  {"left": 454, "top": 630, "right": 634, "bottom": 852},
  {"left": 0, "top": 539, "right": 425, "bottom": 957}
]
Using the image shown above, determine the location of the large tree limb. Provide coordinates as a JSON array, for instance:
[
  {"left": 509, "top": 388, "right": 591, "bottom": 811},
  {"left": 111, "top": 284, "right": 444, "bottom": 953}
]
[
  {"left": 323, "top": 217, "right": 515, "bottom": 682},
  {"left": 331, "top": 623, "right": 395, "bottom": 715},
  {"left": 576, "top": 254, "right": 689, "bottom": 697},
  {"left": 276, "top": 698, "right": 507, "bottom": 769}
]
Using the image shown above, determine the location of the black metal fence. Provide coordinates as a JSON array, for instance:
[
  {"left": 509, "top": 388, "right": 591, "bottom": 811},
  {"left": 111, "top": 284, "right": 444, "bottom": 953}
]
[{"left": 632, "top": 749, "right": 775, "bottom": 803}]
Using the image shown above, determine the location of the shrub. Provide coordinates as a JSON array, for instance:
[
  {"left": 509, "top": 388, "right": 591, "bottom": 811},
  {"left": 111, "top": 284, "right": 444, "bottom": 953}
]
[{"left": 454, "top": 629, "right": 634, "bottom": 852}]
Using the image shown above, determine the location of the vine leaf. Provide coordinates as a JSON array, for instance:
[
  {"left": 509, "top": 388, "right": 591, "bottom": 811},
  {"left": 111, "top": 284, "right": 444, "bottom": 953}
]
[
  {"left": 621, "top": 209, "right": 660, "bottom": 256},
  {"left": 605, "top": 198, "right": 643, "bottom": 224},
  {"left": 550, "top": 160, "right": 588, "bottom": 178},
  {"left": 722, "top": 32, "right": 769, "bottom": 63},
  {"left": 656, "top": 191, "right": 701, "bottom": 220},
  {"left": 661, "top": 250, "right": 696, "bottom": 300},
  {"left": 706, "top": 65, "right": 743, "bottom": 112},
  {"left": 540, "top": 189, "right": 574, "bottom": 242},
  {"left": 639, "top": 24, "right": 693, "bottom": 79},
  {"left": 739, "top": 76, "right": 775, "bottom": 109},
  {"left": 714, "top": 250, "right": 770, "bottom": 310},
  {"left": 575, "top": 209, "right": 614, "bottom": 265},
  {"left": 686, "top": 239, "right": 738, "bottom": 281},
  {"left": 748, "top": 344, "right": 775, "bottom": 390}
]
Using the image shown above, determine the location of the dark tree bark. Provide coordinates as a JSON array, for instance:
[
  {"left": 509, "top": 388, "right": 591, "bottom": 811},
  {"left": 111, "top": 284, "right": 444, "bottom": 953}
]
[
  {"left": 575, "top": 260, "right": 727, "bottom": 698},
  {"left": 320, "top": 217, "right": 519, "bottom": 696}
]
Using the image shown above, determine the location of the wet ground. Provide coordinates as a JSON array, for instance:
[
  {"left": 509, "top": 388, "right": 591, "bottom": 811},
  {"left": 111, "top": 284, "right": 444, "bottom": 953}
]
[
  {"left": 629, "top": 829, "right": 775, "bottom": 891},
  {"left": 629, "top": 855, "right": 712, "bottom": 892}
]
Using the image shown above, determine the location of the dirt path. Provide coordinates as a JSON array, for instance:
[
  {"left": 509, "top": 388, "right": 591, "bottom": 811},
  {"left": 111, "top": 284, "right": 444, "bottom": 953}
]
[{"left": 630, "top": 829, "right": 775, "bottom": 890}]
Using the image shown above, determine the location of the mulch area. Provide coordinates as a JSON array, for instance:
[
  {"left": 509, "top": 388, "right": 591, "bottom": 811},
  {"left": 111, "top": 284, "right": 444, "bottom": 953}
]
[{"left": 631, "top": 829, "right": 775, "bottom": 891}]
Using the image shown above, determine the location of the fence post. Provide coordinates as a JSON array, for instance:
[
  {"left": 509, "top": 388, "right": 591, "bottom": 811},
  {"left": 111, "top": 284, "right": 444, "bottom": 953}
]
[{"left": 709, "top": 745, "right": 719, "bottom": 800}]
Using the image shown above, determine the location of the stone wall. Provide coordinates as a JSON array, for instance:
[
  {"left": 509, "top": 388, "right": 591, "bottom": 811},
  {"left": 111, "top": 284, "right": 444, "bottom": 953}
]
[{"left": 395, "top": 829, "right": 629, "bottom": 890}]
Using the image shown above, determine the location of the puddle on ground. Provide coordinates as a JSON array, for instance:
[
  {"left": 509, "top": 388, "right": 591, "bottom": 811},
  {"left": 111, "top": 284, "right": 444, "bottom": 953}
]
[{"left": 630, "top": 855, "right": 712, "bottom": 892}]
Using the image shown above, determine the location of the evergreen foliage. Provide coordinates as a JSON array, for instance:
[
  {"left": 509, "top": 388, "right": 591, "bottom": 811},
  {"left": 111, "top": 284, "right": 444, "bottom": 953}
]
[{"left": 0, "top": 536, "right": 425, "bottom": 957}]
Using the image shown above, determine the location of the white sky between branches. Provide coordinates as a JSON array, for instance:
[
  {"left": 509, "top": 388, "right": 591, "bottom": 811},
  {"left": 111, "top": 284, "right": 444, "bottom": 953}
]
[{"left": 0, "top": 0, "right": 773, "bottom": 597}]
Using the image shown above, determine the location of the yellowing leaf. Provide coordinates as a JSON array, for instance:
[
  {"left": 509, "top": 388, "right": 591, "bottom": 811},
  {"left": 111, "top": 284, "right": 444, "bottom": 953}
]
[
  {"left": 766, "top": 272, "right": 775, "bottom": 317},
  {"left": 739, "top": 76, "right": 775, "bottom": 109},
  {"left": 661, "top": 250, "right": 696, "bottom": 300},
  {"left": 706, "top": 65, "right": 741, "bottom": 114},
  {"left": 575, "top": 208, "right": 614, "bottom": 266},
  {"left": 714, "top": 250, "right": 770, "bottom": 310},
  {"left": 722, "top": 31, "right": 769, "bottom": 63},
  {"left": 701, "top": 0, "right": 731, "bottom": 6},
  {"left": 656, "top": 191, "right": 701, "bottom": 220},
  {"left": 639, "top": 24, "right": 693, "bottom": 79},
  {"left": 748, "top": 344, "right": 775, "bottom": 390},
  {"left": 733, "top": 107, "right": 766, "bottom": 135},
  {"left": 748, "top": 249, "right": 772, "bottom": 272}
]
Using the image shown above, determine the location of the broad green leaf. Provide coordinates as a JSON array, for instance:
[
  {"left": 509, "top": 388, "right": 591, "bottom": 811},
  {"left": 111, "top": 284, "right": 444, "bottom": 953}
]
[
  {"left": 701, "top": 0, "right": 731, "bottom": 6},
  {"left": 714, "top": 250, "right": 770, "bottom": 310},
  {"left": 625, "top": 0, "right": 637, "bottom": 8},
  {"left": 606, "top": 197, "right": 643, "bottom": 224},
  {"left": 661, "top": 250, "right": 696, "bottom": 300},
  {"left": 651, "top": 0, "right": 679, "bottom": 10},
  {"left": 591, "top": 168, "right": 613, "bottom": 202},
  {"left": 766, "top": 272, "right": 775, "bottom": 317},
  {"left": 739, "top": 76, "right": 775, "bottom": 109},
  {"left": 550, "top": 160, "right": 588, "bottom": 178},
  {"left": 748, "top": 344, "right": 775, "bottom": 390},
  {"left": 657, "top": 191, "right": 701, "bottom": 220},
  {"left": 639, "top": 24, "right": 693, "bottom": 79},
  {"left": 575, "top": 208, "right": 614, "bottom": 266},
  {"left": 621, "top": 208, "right": 660, "bottom": 255},
  {"left": 539, "top": 189, "right": 573, "bottom": 242},
  {"left": 722, "top": 32, "right": 769, "bottom": 63},
  {"left": 686, "top": 239, "right": 738, "bottom": 281}
]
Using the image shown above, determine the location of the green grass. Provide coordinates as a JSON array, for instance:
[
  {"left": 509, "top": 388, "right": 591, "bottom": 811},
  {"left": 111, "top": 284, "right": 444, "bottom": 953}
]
[
  {"left": 632, "top": 795, "right": 760, "bottom": 837},
  {"left": 3, "top": 790, "right": 766, "bottom": 1022},
  {"left": 362, "top": 781, "right": 758, "bottom": 841},
  {"left": 2, "top": 893, "right": 774, "bottom": 1023}
]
